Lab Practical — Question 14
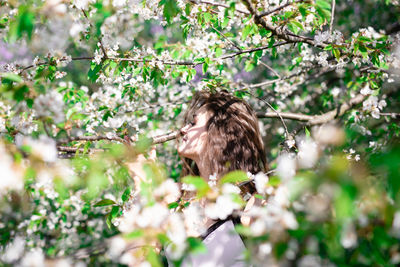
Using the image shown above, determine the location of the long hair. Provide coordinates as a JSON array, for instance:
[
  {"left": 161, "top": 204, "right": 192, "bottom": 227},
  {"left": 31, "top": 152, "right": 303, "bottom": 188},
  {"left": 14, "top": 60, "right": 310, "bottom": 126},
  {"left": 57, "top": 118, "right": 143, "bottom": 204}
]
[{"left": 180, "top": 90, "right": 267, "bottom": 182}]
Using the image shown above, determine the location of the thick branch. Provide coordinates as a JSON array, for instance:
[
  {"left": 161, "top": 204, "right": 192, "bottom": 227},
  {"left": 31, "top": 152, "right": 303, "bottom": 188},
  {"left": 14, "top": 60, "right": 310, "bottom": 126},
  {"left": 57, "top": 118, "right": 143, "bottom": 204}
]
[
  {"left": 258, "top": 93, "right": 368, "bottom": 126},
  {"left": 257, "top": 112, "right": 313, "bottom": 121},
  {"left": 152, "top": 131, "right": 180, "bottom": 144},
  {"left": 308, "top": 94, "right": 366, "bottom": 125}
]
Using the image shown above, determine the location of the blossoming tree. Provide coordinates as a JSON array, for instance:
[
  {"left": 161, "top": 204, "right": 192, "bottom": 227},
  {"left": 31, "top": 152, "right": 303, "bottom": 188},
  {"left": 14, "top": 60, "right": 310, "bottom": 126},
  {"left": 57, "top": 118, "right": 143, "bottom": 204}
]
[{"left": 1, "top": 0, "right": 400, "bottom": 266}]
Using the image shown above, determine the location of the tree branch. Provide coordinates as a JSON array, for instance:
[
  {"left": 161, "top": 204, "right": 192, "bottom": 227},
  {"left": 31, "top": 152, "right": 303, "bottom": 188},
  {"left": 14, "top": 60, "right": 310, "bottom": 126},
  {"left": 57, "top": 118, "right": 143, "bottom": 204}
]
[
  {"left": 152, "top": 131, "right": 180, "bottom": 144},
  {"left": 211, "top": 26, "right": 242, "bottom": 51},
  {"left": 56, "top": 131, "right": 180, "bottom": 154},
  {"left": 19, "top": 42, "right": 290, "bottom": 72},
  {"left": 257, "top": 111, "right": 313, "bottom": 121},
  {"left": 257, "top": 93, "right": 368, "bottom": 126},
  {"left": 81, "top": 9, "right": 108, "bottom": 59},
  {"left": 329, "top": 0, "right": 336, "bottom": 35},
  {"left": 242, "top": 0, "right": 324, "bottom": 48},
  {"left": 57, "top": 135, "right": 126, "bottom": 145},
  {"left": 57, "top": 146, "right": 104, "bottom": 153},
  {"left": 219, "top": 41, "right": 290, "bottom": 60},
  {"left": 258, "top": 0, "right": 307, "bottom": 18},
  {"left": 188, "top": 0, "right": 250, "bottom": 15}
]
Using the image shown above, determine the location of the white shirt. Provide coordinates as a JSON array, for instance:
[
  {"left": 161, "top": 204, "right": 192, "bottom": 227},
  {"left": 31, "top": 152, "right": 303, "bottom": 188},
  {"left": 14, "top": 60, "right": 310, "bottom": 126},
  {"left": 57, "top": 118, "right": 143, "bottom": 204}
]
[{"left": 175, "top": 220, "right": 248, "bottom": 267}]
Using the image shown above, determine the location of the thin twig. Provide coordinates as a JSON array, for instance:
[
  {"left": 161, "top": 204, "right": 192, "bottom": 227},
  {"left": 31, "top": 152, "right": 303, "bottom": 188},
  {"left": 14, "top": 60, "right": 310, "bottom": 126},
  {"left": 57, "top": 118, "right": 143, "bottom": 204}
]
[
  {"left": 56, "top": 131, "right": 180, "bottom": 151},
  {"left": 212, "top": 26, "right": 242, "bottom": 51},
  {"left": 57, "top": 135, "right": 126, "bottom": 145},
  {"left": 81, "top": 9, "right": 108, "bottom": 58},
  {"left": 57, "top": 146, "right": 104, "bottom": 153},
  {"left": 379, "top": 112, "right": 400, "bottom": 118},
  {"left": 248, "top": 92, "right": 290, "bottom": 138},
  {"left": 19, "top": 56, "right": 93, "bottom": 73},
  {"left": 329, "top": 0, "right": 336, "bottom": 35},
  {"left": 219, "top": 41, "right": 290, "bottom": 60},
  {"left": 258, "top": 61, "right": 281, "bottom": 78},
  {"left": 42, "top": 121, "right": 53, "bottom": 138}
]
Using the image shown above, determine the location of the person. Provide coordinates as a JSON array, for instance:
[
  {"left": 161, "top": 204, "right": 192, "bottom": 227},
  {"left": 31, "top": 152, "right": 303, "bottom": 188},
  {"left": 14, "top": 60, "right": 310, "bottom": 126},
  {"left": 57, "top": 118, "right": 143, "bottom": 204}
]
[
  {"left": 128, "top": 90, "right": 267, "bottom": 266},
  {"left": 173, "top": 90, "right": 267, "bottom": 266}
]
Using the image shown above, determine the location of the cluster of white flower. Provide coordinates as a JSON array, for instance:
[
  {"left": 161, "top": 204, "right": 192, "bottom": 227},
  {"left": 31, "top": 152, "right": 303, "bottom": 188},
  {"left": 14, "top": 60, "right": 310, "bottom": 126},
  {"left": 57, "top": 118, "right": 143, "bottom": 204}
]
[
  {"left": 316, "top": 51, "right": 329, "bottom": 67},
  {"left": 314, "top": 30, "right": 344, "bottom": 46},
  {"left": 205, "top": 183, "right": 243, "bottom": 220},
  {"left": 34, "top": 91, "right": 65, "bottom": 123},
  {"left": 0, "top": 143, "right": 24, "bottom": 194},
  {"left": 15, "top": 135, "right": 58, "bottom": 163},
  {"left": 344, "top": 148, "right": 361, "bottom": 161},
  {"left": 362, "top": 95, "right": 387, "bottom": 119},
  {"left": 10, "top": 111, "right": 38, "bottom": 135},
  {"left": 72, "top": 0, "right": 96, "bottom": 10}
]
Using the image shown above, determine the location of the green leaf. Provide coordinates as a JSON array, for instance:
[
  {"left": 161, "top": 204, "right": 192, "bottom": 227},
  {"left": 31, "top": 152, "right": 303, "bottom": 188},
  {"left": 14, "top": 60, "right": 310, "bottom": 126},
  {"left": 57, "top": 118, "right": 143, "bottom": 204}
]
[
  {"left": 220, "top": 170, "right": 249, "bottom": 184},
  {"left": 1, "top": 73, "right": 23, "bottom": 83},
  {"left": 121, "top": 187, "right": 131, "bottom": 202},
  {"left": 203, "top": 12, "right": 212, "bottom": 24},
  {"left": 123, "top": 229, "right": 144, "bottom": 240},
  {"left": 146, "top": 248, "right": 163, "bottom": 267},
  {"left": 8, "top": 5, "right": 35, "bottom": 42},
  {"left": 244, "top": 60, "right": 255, "bottom": 72},
  {"left": 160, "top": 0, "right": 180, "bottom": 24},
  {"left": 13, "top": 85, "right": 29, "bottom": 102},
  {"left": 333, "top": 49, "right": 340, "bottom": 60},
  {"left": 88, "top": 62, "right": 101, "bottom": 82},
  {"left": 187, "top": 68, "right": 196, "bottom": 82},
  {"left": 358, "top": 36, "right": 372, "bottom": 42},
  {"left": 94, "top": 199, "right": 116, "bottom": 207},
  {"left": 168, "top": 202, "right": 179, "bottom": 209},
  {"left": 187, "top": 237, "right": 207, "bottom": 254},
  {"left": 305, "top": 127, "right": 310, "bottom": 137},
  {"left": 242, "top": 24, "right": 252, "bottom": 41},
  {"left": 289, "top": 20, "right": 304, "bottom": 35},
  {"left": 182, "top": 176, "right": 210, "bottom": 197},
  {"left": 83, "top": 141, "right": 91, "bottom": 154},
  {"left": 215, "top": 47, "right": 222, "bottom": 57},
  {"left": 221, "top": 16, "right": 229, "bottom": 29},
  {"left": 316, "top": 0, "right": 331, "bottom": 10},
  {"left": 202, "top": 62, "right": 208, "bottom": 74},
  {"left": 359, "top": 45, "right": 368, "bottom": 59}
]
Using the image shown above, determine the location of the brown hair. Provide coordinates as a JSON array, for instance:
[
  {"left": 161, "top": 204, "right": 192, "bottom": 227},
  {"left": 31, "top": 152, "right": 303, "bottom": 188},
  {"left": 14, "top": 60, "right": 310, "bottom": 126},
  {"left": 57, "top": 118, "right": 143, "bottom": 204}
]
[{"left": 180, "top": 90, "right": 267, "bottom": 180}]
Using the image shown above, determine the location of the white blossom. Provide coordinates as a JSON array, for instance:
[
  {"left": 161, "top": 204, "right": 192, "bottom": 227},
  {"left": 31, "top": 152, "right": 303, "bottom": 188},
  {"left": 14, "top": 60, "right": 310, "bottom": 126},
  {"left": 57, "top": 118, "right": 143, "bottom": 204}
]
[
  {"left": 205, "top": 194, "right": 241, "bottom": 220},
  {"left": 0, "top": 236, "right": 25, "bottom": 263},
  {"left": 254, "top": 172, "right": 269, "bottom": 195},
  {"left": 340, "top": 222, "right": 357, "bottom": 248},
  {"left": 276, "top": 153, "right": 296, "bottom": 181},
  {"left": 297, "top": 138, "right": 319, "bottom": 169},
  {"left": 34, "top": 91, "right": 65, "bottom": 123}
]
